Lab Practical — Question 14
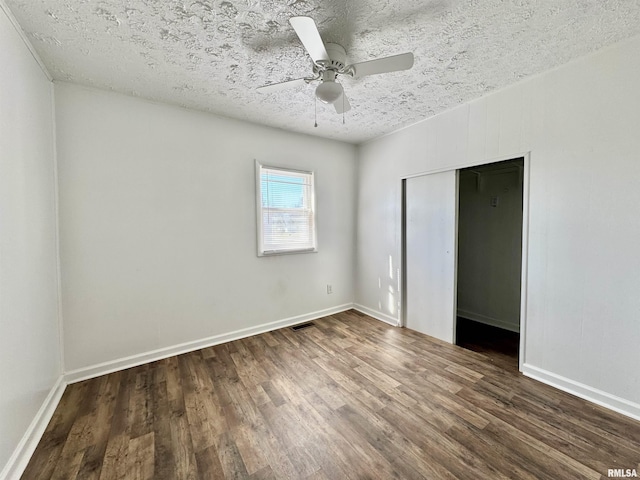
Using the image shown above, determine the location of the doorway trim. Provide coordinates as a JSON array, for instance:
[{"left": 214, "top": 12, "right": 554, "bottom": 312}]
[{"left": 400, "top": 152, "right": 531, "bottom": 372}]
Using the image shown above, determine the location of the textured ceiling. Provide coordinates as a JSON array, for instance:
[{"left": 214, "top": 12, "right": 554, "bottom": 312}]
[{"left": 6, "top": 0, "right": 640, "bottom": 144}]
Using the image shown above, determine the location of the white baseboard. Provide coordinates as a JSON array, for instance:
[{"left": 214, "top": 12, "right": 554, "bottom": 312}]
[
  {"left": 522, "top": 364, "right": 640, "bottom": 422},
  {"left": 457, "top": 308, "right": 520, "bottom": 333},
  {"left": 65, "top": 304, "right": 354, "bottom": 384},
  {"left": 353, "top": 304, "right": 400, "bottom": 327},
  {"left": 1, "top": 376, "right": 67, "bottom": 480}
]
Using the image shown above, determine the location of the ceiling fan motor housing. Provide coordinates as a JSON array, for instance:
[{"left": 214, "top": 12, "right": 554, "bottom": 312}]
[{"left": 323, "top": 43, "right": 347, "bottom": 71}]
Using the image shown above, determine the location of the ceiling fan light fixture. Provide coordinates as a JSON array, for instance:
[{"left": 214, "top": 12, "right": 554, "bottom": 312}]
[
  {"left": 315, "top": 80, "right": 344, "bottom": 104},
  {"left": 258, "top": 16, "right": 414, "bottom": 117}
]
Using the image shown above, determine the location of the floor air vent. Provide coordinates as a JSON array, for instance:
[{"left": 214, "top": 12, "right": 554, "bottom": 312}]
[{"left": 291, "top": 322, "right": 315, "bottom": 331}]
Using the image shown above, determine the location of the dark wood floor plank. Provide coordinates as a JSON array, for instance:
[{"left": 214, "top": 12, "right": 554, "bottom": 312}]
[
  {"left": 214, "top": 431, "right": 249, "bottom": 480},
  {"left": 482, "top": 407, "right": 602, "bottom": 479},
  {"left": 303, "top": 392, "right": 400, "bottom": 479},
  {"left": 511, "top": 392, "right": 640, "bottom": 463},
  {"left": 230, "top": 342, "right": 270, "bottom": 387},
  {"left": 456, "top": 385, "right": 605, "bottom": 478},
  {"left": 377, "top": 400, "right": 509, "bottom": 480},
  {"left": 194, "top": 445, "right": 225, "bottom": 479},
  {"left": 164, "top": 356, "right": 185, "bottom": 414},
  {"left": 47, "top": 412, "right": 91, "bottom": 480},
  {"left": 239, "top": 406, "right": 300, "bottom": 479},
  {"left": 97, "top": 370, "right": 132, "bottom": 480},
  {"left": 163, "top": 355, "right": 199, "bottom": 480},
  {"left": 149, "top": 362, "right": 177, "bottom": 479},
  {"left": 50, "top": 450, "right": 85, "bottom": 480},
  {"left": 22, "top": 310, "right": 640, "bottom": 480},
  {"left": 97, "top": 435, "right": 129, "bottom": 480},
  {"left": 127, "top": 432, "right": 154, "bottom": 480},
  {"left": 294, "top": 392, "right": 386, "bottom": 480},
  {"left": 168, "top": 401, "right": 199, "bottom": 480},
  {"left": 21, "top": 382, "right": 91, "bottom": 480},
  {"left": 232, "top": 424, "right": 270, "bottom": 475},
  {"left": 128, "top": 365, "right": 153, "bottom": 439},
  {"left": 259, "top": 380, "right": 286, "bottom": 407},
  {"left": 444, "top": 423, "right": 544, "bottom": 480},
  {"left": 180, "top": 354, "right": 216, "bottom": 454},
  {"left": 75, "top": 373, "right": 121, "bottom": 479},
  {"left": 190, "top": 353, "right": 230, "bottom": 439}
]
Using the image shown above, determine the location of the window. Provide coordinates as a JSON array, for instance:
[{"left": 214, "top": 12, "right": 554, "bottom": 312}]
[{"left": 256, "top": 162, "right": 317, "bottom": 256}]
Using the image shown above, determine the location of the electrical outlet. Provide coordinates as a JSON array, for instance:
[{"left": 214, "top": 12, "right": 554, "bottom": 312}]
[{"left": 327, "top": 284, "right": 333, "bottom": 294}]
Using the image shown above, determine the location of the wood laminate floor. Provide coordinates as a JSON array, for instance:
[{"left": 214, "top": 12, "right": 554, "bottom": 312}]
[
  {"left": 455, "top": 317, "right": 520, "bottom": 372},
  {"left": 23, "top": 310, "right": 640, "bottom": 479}
]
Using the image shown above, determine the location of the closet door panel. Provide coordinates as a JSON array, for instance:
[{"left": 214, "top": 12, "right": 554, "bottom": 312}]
[{"left": 405, "top": 171, "right": 457, "bottom": 343}]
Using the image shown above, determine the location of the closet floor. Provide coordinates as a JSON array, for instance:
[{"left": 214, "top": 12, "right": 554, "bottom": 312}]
[{"left": 456, "top": 317, "right": 520, "bottom": 371}]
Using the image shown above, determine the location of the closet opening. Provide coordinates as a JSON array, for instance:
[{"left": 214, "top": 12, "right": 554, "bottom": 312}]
[{"left": 455, "top": 157, "right": 524, "bottom": 371}]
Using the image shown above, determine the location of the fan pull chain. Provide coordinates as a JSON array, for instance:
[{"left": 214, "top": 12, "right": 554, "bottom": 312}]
[
  {"left": 314, "top": 96, "right": 318, "bottom": 128},
  {"left": 342, "top": 93, "right": 345, "bottom": 125}
]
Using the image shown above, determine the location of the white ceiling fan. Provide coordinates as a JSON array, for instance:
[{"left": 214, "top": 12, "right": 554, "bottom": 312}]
[{"left": 257, "top": 16, "right": 414, "bottom": 114}]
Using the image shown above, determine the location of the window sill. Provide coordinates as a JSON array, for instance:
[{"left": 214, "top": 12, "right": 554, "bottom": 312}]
[{"left": 258, "top": 248, "right": 318, "bottom": 257}]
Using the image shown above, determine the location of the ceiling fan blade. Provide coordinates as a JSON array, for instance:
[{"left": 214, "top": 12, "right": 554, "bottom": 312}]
[
  {"left": 257, "top": 78, "right": 307, "bottom": 93},
  {"left": 350, "top": 52, "right": 414, "bottom": 78},
  {"left": 334, "top": 92, "right": 351, "bottom": 114},
  {"left": 289, "top": 16, "right": 330, "bottom": 65}
]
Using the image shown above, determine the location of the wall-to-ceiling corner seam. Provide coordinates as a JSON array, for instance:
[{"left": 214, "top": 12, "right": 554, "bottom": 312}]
[
  {"left": 0, "top": 0, "right": 52, "bottom": 82},
  {"left": 50, "top": 83, "right": 65, "bottom": 376},
  {"left": 352, "top": 145, "right": 360, "bottom": 307}
]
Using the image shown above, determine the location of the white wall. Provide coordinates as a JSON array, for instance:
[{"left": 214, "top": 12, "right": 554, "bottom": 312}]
[
  {"left": 457, "top": 164, "right": 523, "bottom": 332},
  {"left": 0, "top": 5, "right": 61, "bottom": 476},
  {"left": 55, "top": 82, "right": 357, "bottom": 372},
  {"left": 357, "top": 34, "right": 640, "bottom": 411}
]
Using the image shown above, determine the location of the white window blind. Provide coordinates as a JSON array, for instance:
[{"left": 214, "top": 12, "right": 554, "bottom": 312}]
[{"left": 256, "top": 163, "right": 317, "bottom": 256}]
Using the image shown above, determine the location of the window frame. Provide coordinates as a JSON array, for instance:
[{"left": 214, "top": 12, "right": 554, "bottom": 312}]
[{"left": 255, "top": 161, "right": 318, "bottom": 257}]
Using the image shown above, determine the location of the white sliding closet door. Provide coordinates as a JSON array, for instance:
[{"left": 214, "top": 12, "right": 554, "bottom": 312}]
[{"left": 405, "top": 171, "right": 457, "bottom": 343}]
